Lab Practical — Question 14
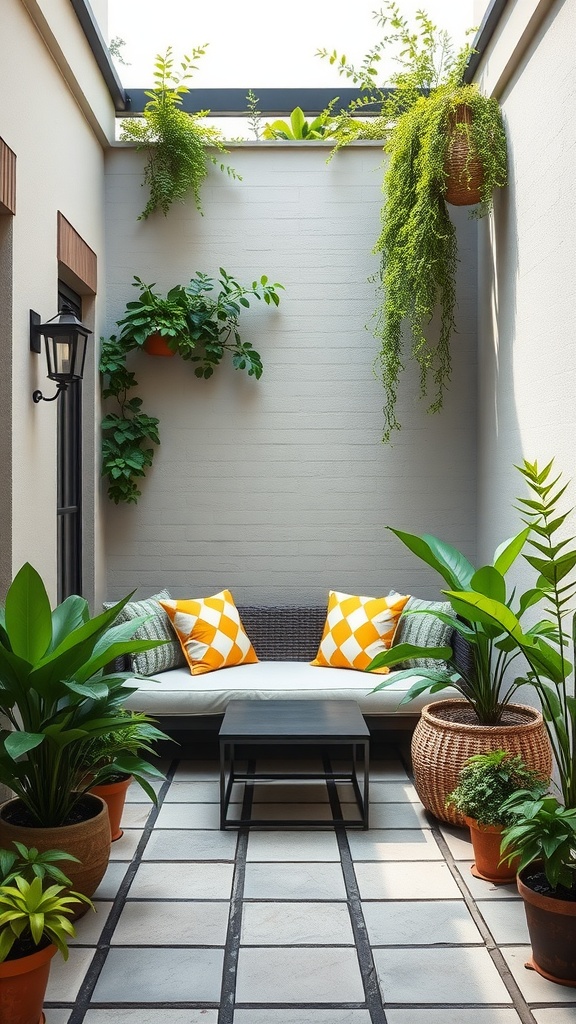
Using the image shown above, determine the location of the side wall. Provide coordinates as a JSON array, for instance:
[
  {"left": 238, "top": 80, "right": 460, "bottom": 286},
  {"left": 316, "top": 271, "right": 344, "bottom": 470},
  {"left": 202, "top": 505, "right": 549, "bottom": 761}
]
[
  {"left": 475, "top": 0, "right": 576, "bottom": 568},
  {"left": 104, "top": 143, "right": 478, "bottom": 604}
]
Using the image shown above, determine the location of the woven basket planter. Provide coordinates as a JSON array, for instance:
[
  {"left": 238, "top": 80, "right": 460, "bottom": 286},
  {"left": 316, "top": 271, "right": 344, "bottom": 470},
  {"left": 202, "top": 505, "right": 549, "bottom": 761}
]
[
  {"left": 411, "top": 700, "right": 552, "bottom": 825},
  {"left": 444, "top": 105, "right": 484, "bottom": 207}
]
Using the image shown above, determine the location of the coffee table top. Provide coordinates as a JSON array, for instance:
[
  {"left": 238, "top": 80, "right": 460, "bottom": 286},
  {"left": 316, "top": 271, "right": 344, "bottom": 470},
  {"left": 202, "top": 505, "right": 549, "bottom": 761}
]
[{"left": 219, "top": 699, "right": 369, "bottom": 740}]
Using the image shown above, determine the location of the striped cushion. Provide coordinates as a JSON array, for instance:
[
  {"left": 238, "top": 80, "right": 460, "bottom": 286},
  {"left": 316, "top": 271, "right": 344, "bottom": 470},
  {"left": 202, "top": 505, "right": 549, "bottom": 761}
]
[
  {"left": 105, "top": 590, "right": 186, "bottom": 676},
  {"left": 160, "top": 590, "right": 258, "bottom": 675},
  {"left": 393, "top": 597, "right": 456, "bottom": 668},
  {"left": 311, "top": 590, "right": 409, "bottom": 673}
]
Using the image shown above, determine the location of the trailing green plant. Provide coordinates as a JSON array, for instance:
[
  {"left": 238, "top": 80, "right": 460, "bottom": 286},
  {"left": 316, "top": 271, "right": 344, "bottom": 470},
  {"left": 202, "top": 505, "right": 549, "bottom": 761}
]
[
  {"left": 0, "top": 562, "right": 166, "bottom": 826},
  {"left": 446, "top": 750, "right": 547, "bottom": 828},
  {"left": 81, "top": 710, "right": 169, "bottom": 802},
  {"left": 120, "top": 47, "right": 239, "bottom": 219},
  {"left": 263, "top": 104, "right": 337, "bottom": 141},
  {"left": 318, "top": 3, "right": 507, "bottom": 441},
  {"left": 500, "top": 793, "right": 576, "bottom": 892},
  {"left": 101, "top": 269, "right": 283, "bottom": 504}
]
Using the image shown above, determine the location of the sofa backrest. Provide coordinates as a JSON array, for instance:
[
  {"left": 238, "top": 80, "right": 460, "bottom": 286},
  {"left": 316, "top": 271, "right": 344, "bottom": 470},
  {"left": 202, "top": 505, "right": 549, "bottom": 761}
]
[{"left": 238, "top": 606, "right": 327, "bottom": 662}]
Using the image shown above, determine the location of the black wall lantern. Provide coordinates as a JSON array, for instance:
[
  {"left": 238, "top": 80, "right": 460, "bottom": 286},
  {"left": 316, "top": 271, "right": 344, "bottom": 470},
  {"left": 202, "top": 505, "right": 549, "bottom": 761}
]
[{"left": 30, "top": 303, "right": 92, "bottom": 403}]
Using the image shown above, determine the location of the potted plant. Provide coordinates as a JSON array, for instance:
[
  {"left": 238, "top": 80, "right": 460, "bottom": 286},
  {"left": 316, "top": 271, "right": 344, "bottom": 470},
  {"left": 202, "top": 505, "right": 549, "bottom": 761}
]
[
  {"left": 0, "top": 842, "right": 92, "bottom": 1024},
  {"left": 366, "top": 458, "right": 576, "bottom": 822},
  {"left": 446, "top": 750, "right": 547, "bottom": 882},
  {"left": 318, "top": 2, "right": 507, "bottom": 441},
  {"left": 101, "top": 269, "right": 283, "bottom": 504},
  {"left": 120, "top": 47, "right": 239, "bottom": 219},
  {"left": 500, "top": 794, "right": 576, "bottom": 986},
  {"left": 262, "top": 104, "right": 337, "bottom": 140},
  {"left": 86, "top": 711, "right": 169, "bottom": 840},
  {"left": 0, "top": 562, "right": 165, "bottom": 900}
]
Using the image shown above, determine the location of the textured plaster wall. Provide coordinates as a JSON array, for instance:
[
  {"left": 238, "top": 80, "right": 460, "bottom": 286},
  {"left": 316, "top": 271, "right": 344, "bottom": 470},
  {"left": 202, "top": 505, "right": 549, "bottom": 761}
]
[
  {"left": 475, "top": 0, "right": 576, "bottom": 577},
  {"left": 104, "top": 143, "right": 478, "bottom": 605}
]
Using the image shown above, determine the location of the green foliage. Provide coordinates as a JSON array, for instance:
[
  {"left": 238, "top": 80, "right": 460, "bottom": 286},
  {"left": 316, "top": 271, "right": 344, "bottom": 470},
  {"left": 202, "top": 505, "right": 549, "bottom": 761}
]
[
  {"left": 446, "top": 750, "right": 547, "bottom": 828},
  {"left": 101, "top": 270, "right": 283, "bottom": 504},
  {"left": 0, "top": 563, "right": 165, "bottom": 826},
  {"left": 120, "top": 47, "right": 240, "bottom": 219},
  {"left": 0, "top": 874, "right": 91, "bottom": 962},
  {"left": 501, "top": 794, "right": 576, "bottom": 892},
  {"left": 246, "top": 90, "right": 263, "bottom": 140},
  {"left": 317, "top": 3, "right": 507, "bottom": 441},
  {"left": 82, "top": 710, "right": 169, "bottom": 804},
  {"left": 0, "top": 843, "right": 80, "bottom": 889},
  {"left": 263, "top": 105, "right": 337, "bottom": 141}
]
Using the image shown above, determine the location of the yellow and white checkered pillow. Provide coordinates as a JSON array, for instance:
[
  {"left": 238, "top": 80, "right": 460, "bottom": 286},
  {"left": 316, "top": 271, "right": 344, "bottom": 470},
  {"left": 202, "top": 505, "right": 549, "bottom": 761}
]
[
  {"left": 311, "top": 590, "right": 409, "bottom": 672},
  {"left": 160, "top": 590, "right": 258, "bottom": 675}
]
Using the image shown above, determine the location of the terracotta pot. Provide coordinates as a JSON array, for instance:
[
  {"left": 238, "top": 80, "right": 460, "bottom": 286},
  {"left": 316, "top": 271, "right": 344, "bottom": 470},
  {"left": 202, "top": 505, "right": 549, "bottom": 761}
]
[
  {"left": 444, "top": 104, "right": 484, "bottom": 207},
  {"left": 0, "top": 942, "right": 56, "bottom": 1024},
  {"left": 91, "top": 774, "right": 132, "bottom": 841},
  {"left": 411, "top": 700, "right": 552, "bottom": 825},
  {"left": 143, "top": 332, "right": 176, "bottom": 357},
  {"left": 465, "top": 816, "right": 519, "bottom": 883},
  {"left": 0, "top": 795, "right": 111, "bottom": 908},
  {"left": 518, "top": 864, "right": 576, "bottom": 986}
]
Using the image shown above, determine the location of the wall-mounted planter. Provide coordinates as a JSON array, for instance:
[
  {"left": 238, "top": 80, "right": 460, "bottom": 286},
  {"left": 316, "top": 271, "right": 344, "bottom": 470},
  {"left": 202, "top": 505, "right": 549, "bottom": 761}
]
[
  {"left": 444, "top": 105, "right": 485, "bottom": 207},
  {"left": 143, "top": 333, "right": 176, "bottom": 357}
]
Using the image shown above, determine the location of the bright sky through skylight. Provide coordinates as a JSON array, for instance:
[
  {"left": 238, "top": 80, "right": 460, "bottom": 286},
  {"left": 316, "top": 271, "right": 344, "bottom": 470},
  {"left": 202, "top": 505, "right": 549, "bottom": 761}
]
[{"left": 107, "top": 1, "right": 477, "bottom": 88}]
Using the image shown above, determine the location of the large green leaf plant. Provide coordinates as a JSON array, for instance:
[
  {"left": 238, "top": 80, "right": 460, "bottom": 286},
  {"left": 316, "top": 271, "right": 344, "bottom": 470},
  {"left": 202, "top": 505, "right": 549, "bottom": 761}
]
[{"left": 0, "top": 564, "right": 166, "bottom": 826}]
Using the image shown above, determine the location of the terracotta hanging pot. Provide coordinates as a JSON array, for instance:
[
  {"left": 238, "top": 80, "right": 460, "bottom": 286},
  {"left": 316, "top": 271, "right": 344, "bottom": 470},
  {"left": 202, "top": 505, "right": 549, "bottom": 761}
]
[
  {"left": 411, "top": 700, "right": 552, "bottom": 825},
  {"left": 143, "top": 332, "right": 176, "bottom": 357},
  {"left": 444, "top": 104, "right": 484, "bottom": 206},
  {"left": 0, "top": 794, "right": 111, "bottom": 909},
  {"left": 0, "top": 942, "right": 56, "bottom": 1024},
  {"left": 517, "top": 864, "right": 576, "bottom": 986},
  {"left": 91, "top": 774, "right": 132, "bottom": 841},
  {"left": 464, "top": 817, "right": 519, "bottom": 883}
]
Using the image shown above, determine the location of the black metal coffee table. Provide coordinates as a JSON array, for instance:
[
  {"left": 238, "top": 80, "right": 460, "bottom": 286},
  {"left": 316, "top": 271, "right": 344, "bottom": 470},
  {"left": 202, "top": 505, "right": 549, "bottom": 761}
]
[{"left": 219, "top": 699, "right": 370, "bottom": 829}]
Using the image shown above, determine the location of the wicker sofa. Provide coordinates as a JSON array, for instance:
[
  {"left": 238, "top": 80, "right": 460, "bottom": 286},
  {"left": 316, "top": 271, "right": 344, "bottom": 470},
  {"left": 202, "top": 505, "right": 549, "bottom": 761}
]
[{"left": 119, "top": 603, "right": 462, "bottom": 733}]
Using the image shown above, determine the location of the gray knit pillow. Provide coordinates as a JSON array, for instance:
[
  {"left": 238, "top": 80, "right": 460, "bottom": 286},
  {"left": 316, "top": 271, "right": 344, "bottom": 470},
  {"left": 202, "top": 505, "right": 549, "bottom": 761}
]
[
  {"left": 393, "top": 596, "right": 456, "bottom": 669},
  {"left": 104, "top": 589, "right": 186, "bottom": 676}
]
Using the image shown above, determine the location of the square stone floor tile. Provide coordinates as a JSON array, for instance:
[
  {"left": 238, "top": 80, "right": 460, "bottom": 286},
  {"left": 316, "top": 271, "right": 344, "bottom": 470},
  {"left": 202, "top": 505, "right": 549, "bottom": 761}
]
[
  {"left": 247, "top": 830, "right": 340, "bottom": 861},
  {"left": 249, "top": 781, "right": 330, "bottom": 803},
  {"left": 68, "top": 901, "right": 112, "bottom": 944},
  {"left": 164, "top": 780, "right": 220, "bottom": 802},
  {"left": 45, "top": 947, "right": 95, "bottom": 1001},
  {"left": 234, "top": 1012, "right": 371, "bottom": 1023},
  {"left": 143, "top": 827, "right": 238, "bottom": 860},
  {"left": 109, "top": 829, "right": 143, "bottom": 860},
  {"left": 235, "top": 946, "right": 365, "bottom": 1002},
  {"left": 241, "top": 900, "right": 353, "bottom": 944},
  {"left": 92, "top": 947, "right": 224, "bottom": 1002},
  {"left": 126, "top": 778, "right": 164, "bottom": 802},
  {"left": 240, "top": 802, "right": 334, "bottom": 823},
  {"left": 355, "top": 860, "right": 462, "bottom": 899},
  {"left": 338, "top": 781, "right": 419, "bottom": 803},
  {"left": 129, "top": 861, "right": 234, "bottom": 899},
  {"left": 111, "top": 900, "right": 229, "bottom": 945},
  {"left": 93, "top": 861, "right": 128, "bottom": 900},
  {"left": 455, "top": 862, "right": 521, "bottom": 900},
  {"left": 42, "top": 1010, "right": 71, "bottom": 1024},
  {"left": 532, "top": 1011, "right": 576, "bottom": 1024},
  {"left": 440, "top": 823, "right": 474, "bottom": 859},
  {"left": 244, "top": 861, "right": 346, "bottom": 900},
  {"left": 252, "top": 756, "right": 325, "bottom": 774},
  {"left": 119, "top": 803, "right": 153, "bottom": 828},
  {"left": 155, "top": 802, "right": 221, "bottom": 829},
  {"left": 82, "top": 1012, "right": 218, "bottom": 1024},
  {"left": 500, "top": 946, "right": 576, "bottom": 1003},
  {"left": 348, "top": 828, "right": 442, "bottom": 861},
  {"left": 172, "top": 760, "right": 220, "bottom": 780},
  {"left": 385, "top": 1011, "right": 522, "bottom": 1024},
  {"left": 361, "top": 802, "right": 431, "bottom": 828},
  {"left": 475, "top": 897, "right": 530, "bottom": 943},
  {"left": 366, "top": 760, "right": 409, "bottom": 781},
  {"left": 372, "top": 946, "right": 512, "bottom": 1003},
  {"left": 363, "top": 898, "right": 482, "bottom": 945}
]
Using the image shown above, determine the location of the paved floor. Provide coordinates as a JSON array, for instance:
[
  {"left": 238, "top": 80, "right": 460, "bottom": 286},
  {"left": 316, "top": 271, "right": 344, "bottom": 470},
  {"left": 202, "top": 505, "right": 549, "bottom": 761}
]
[{"left": 43, "top": 747, "right": 576, "bottom": 1024}]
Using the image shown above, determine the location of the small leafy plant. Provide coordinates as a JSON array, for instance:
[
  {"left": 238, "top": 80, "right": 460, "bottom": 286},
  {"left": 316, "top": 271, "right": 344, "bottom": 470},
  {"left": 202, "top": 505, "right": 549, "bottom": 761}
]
[
  {"left": 120, "top": 47, "right": 239, "bottom": 219},
  {"left": 82, "top": 710, "right": 168, "bottom": 803},
  {"left": 446, "top": 750, "right": 547, "bottom": 827},
  {"left": 0, "top": 843, "right": 80, "bottom": 888},
  {"left": 500, "top": 793, "right": 576, "bottom": 893},
  {"left": 101, "top": 269, "right": 283, "bottom": 504},
  {"left": 263, "top": 105, "right": 336, "bottom": 141}
]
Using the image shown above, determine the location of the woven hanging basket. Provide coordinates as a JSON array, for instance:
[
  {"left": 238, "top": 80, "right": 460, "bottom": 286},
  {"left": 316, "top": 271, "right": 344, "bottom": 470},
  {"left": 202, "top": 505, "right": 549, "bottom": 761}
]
[
  {"left": 444, "top": 105, "right": 484, "bottom": 207},
  {"left": 411, "top": 700, "right": 552, "bottom": 825}
]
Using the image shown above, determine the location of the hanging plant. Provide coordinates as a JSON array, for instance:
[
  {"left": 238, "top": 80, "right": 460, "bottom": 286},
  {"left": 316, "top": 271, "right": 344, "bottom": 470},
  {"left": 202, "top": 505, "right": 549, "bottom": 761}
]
[
  {"left": 318, "top": 3, "right": 507, "bottom": 441},
  {"left": 120, "top": 47, "right": 240, "bottom": 219},
  {"left": 100, "top": 270, "right": 283, "bottom": 504}
]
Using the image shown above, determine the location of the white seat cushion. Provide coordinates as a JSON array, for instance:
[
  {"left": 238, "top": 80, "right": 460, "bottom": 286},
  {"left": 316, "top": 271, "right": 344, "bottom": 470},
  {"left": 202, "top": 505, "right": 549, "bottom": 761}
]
[{"left": 122, "top": 660, "right": 459, "bottom": 717}]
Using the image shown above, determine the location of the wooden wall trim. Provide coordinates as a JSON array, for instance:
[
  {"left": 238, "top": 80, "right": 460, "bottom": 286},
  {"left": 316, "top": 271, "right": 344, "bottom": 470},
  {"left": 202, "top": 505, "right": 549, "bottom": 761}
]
[
  {"left": 57, "top": 212, "right": 97, "bottom": 293},
  {"left": 0, "top": 138, "right": 16, "bottom": 215}
]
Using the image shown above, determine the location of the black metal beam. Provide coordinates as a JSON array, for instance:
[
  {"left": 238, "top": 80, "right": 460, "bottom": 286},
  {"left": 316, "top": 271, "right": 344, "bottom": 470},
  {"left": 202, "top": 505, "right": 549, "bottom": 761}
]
[
  {"left": 121, "top": 87, "right": 387, "bottom": 117},
  {"left": 69, "top": 0, "right": 127, "bottom": 111}
]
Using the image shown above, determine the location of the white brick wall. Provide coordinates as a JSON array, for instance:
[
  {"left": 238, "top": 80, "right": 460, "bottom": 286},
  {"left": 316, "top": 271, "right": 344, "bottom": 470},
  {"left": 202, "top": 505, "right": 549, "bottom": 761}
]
[{"left": 104, "top": 143, "right": 478, "bottom": 605}]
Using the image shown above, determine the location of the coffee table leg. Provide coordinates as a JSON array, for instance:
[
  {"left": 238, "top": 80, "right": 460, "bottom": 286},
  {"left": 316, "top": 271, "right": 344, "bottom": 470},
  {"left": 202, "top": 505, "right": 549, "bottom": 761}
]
[
  {"left": 219, "top": 740, "right": 227, "bottom": 829},
  {"left": 362, "top": 739, "right": 370, "bottom": 829}
]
